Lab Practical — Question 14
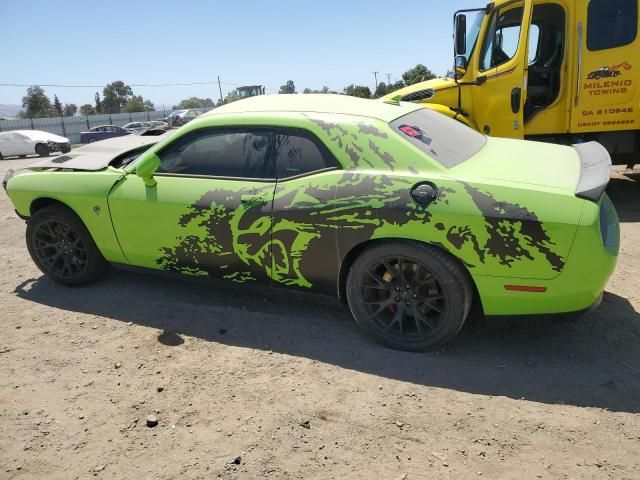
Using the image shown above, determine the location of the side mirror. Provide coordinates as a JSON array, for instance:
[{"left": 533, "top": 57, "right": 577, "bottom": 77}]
[
  {"left": 454, "top": 55, "right": 468, "bottom": 79},
  {"left": 455, "top": 14, "right": 467, "bottom": 56},
  {"left": 455, "top": 55, "right": 468, "bottom": 70},
  {"left": 135, "top": 152, "right": 161, "bottom": 188}
]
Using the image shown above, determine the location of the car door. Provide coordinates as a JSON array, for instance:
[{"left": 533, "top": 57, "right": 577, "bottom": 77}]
[
  {"left": 270, "top": 128, "right": 344, "bottom": 294},
  {"left": 15, "top": 133, "right": 33, "bottom": 155},
  {"left": 1, "top": 133, "right": 21, "bottom": 156},
  {"left": 470, "top": 0, "right": 534, "bottom": 138},
  {"left": 0, "top": 133, "right": 15, "bottom": 155},
  {"left": 108, "top": 127, "right": 277, "bottom": 284}
]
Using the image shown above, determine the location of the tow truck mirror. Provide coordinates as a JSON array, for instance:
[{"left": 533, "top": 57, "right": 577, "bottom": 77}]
[
  {"left": 135, "top": 152, "right": 161, "bottom": 188},
  {"left": 455, "top": 55, "right": 468, "bottom": 71},
  {"left": 455, "top": 14, "right": 467, "bottom": 55}
]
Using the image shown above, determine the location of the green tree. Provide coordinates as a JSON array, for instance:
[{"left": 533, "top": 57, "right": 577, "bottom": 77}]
[
  {"left": 94, "top": 92, "right": 102, "bottom": 113},
  {"left": 102, "top": 81, "right": 133, "bottom": 113},
  {"left": 143, "top": 99, "right": 155, "bottom": 111},
  {"left": 401, "top": 64, "right": 436, "bottom": 86},
  {"left": 122, "top": 95, "right": 148, "bottom": 113},
  {"left": 373, "top": 82, "right": 390, "bottom": 98},
  {"left": 62, "top": 104, "right": 77, "bottom": 117},
  {"left": 80, "top": 104, "right": 96, "bottom": 116},
  {"left": 53, "top": 95, "right": 63, "bottom": 116},
  {"left": 20, "top": 86, "right": 53, "bottom": 118},
  {"left": 279, "top": 80, "right": 296, "bottom": 94},
  {"left": 303, "top": 86, "right": 336, "bottom": 94},
  {"left": 343, "top": 84, "right": 372, "bottom": 99},
  {"left": 173, "top": 97, "right": 215, "bottom": 109}
]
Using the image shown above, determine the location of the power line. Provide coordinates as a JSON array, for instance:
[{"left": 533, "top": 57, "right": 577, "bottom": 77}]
[{"left": 0, "top": 80, "right": 253, "bottom": 88}]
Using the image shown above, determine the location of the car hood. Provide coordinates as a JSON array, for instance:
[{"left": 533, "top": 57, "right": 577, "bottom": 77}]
[
  {"left": 451, "top": 137, "right": 582, "bottom": 193},
  {"left": 28, "top": 132, "right": 172, "bottom": 171}
]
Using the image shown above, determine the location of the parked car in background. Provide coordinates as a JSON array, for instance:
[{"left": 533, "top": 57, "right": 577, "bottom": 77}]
[
  {"left": 149, "top": 120, "right": 169, "bottom": 129},
  {"left": 79, "top": 125, "right": 130, "bottom": 144},
  {"left": 166, "top": 109, "right": 201, "bottom": 127},
  {"left": 122, "top": 122, "right": 154, "bottom": 133},
  {"left": 0, "top": 130, "right": 70, "bottom": 159}
]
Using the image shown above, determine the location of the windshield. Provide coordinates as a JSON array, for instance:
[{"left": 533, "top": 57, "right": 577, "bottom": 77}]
[{"left": 459, "top": 10, "right": 485, "bottom": 66}]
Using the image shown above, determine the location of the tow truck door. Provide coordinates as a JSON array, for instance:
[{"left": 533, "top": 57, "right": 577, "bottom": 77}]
[
  {"left": 570, "top": 0, "right": 639, "bottom": 134},
  {"left": 470, "top": 0, "right": 534, "bottom": 139}
]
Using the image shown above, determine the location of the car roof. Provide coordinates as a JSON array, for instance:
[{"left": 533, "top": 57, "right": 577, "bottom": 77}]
[{"left": 203, "top": 94, "right": 423, "bottom": 122}]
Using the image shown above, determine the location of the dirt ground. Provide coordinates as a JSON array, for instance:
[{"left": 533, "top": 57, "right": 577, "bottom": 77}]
[{"left": 0, "top": 157, "right": 639, "bottom": 480}]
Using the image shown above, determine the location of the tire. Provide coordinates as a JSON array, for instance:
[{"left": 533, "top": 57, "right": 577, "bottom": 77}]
[
  {"left": 26, "top": 205, "right": 108, "bottom": 286},
  {"left": 346, "top": 241, "right": 473, "bottom": 352},
  {"left": 35, "top": 143, "right": 50, "bottom": 157},
  {"left": 61, "top": 143, "right": 71, "bottom": 154},
  {"left": 88, "top": 138, "right": 97, "bottom": 144},
  {"left": 0, "top": 151, "right": 3, "bottom": 160}
]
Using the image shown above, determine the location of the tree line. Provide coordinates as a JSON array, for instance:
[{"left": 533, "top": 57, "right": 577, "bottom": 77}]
[
  {"left": 19, "top": 81, "right": 155, "bottom": 119},
  {"left": 285, "top": 64, "right": 436, "bottom": 98},
  {"left": 17, "top": 64, "right": 437, "bottom": 119}
]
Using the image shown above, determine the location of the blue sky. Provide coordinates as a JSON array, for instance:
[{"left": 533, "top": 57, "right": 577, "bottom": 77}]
[{"left": 0, "top": 0, "right": 481, "bottom": 110}]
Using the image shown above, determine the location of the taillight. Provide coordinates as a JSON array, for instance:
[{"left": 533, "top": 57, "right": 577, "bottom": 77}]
[{"left": 599, "top": 195, "right": 620, "bottom": 254}]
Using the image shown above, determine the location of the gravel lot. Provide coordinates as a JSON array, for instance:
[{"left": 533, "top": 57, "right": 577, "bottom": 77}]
[{"left": 1, "top": 156, "right": 639, "bottom": 480}]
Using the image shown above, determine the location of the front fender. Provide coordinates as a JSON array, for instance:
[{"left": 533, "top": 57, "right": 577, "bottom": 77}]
[{"left": 5, "top": 168, "right": 128, "bottom": 263}]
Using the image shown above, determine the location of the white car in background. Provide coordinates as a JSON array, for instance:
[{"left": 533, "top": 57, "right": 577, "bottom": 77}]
[{"left": 0, "top": 130, "right": 70, "bottom": 159}]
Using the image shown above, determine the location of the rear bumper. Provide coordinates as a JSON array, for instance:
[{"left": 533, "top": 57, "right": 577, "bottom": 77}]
[
  {"left": 474, "top": 194, "right": 618, "bottom": 317},
  {"left": 485, "top": 293, "right": 603, "bottom": 326}
]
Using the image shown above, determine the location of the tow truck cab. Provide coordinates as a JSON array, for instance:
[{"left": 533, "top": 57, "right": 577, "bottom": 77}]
[{"left": 386, "top": 0, "right": 640, "bottom": 165}]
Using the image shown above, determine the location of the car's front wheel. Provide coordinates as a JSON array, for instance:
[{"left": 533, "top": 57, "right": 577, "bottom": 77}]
[
  {"left": 346, "top": 242, "right": 473, "bottom": 352},
  {"left": 26, "top": 205, "right": 108, "bottom": 285},
  {"left": 61, "top": 143, "right": 71, "bottom": 154},
  {"left": 35, "top": 143, "right": 50, "bottom": 157}
]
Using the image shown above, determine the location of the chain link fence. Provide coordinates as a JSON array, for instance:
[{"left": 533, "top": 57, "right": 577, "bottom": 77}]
[{"left": 0, "top": 109, "right": 210, "bottom": 145}]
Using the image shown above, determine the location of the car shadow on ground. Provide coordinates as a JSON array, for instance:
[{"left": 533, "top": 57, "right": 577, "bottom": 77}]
[
  {"left": 608, "top": 173, "right": 640, "bottom": 223},
  {"left": 14, "top": 269, "right": 640, "bottom": 414}
]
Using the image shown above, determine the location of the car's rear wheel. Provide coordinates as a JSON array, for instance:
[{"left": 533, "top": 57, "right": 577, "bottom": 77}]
[
  {"left": 35, "top": 143, "right": 50, "bottom": 157},
  {"left": 0, "top": 151, "right": 4, "bottom": 160},
  {"left": 26, "top": 205, "right": 108, "bottom": 286},
  {"left": 346, "top": 242, "right": 472, "bottom": 352}
]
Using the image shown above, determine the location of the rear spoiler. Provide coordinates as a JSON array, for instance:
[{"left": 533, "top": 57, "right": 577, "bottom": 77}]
[{"left": 573, "top": 141, "right": 612, "bottom": 201}]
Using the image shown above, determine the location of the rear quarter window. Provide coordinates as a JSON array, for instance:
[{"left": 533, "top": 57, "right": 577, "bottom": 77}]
[{"left": 390, "top": 108, "right": 487, "bottom": 168}]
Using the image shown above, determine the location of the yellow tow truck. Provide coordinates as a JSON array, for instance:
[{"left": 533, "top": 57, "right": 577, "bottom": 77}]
[{"left": 385, "top": 0, "right": 639, "bottom": 165}]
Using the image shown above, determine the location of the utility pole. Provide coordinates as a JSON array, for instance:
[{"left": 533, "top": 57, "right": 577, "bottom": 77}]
[
  {"left": 217, "top": 76, "right": 224, "bottom": 104},
  {"left": 373, "top": 71, "right": 379, "bottom": 91},
  {"left": 387, "top": 73, "right": 391, "bottom": 85}
]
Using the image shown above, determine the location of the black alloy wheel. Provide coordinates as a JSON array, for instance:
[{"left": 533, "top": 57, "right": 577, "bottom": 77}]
[
  {"left": 35, "top": 143, "right": 50, "bottom": 157},
  {"left": 347, "top": 242, "right": 472, "bottom": 351},
  {"left": 31, "top": 219, "right": 89, "bottom": 280},
  {"left": 26, "top": 205, "right": 108, "bottom": 285}
]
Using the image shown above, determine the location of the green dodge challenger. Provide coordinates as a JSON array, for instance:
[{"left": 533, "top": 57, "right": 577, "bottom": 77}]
[{"left": 3, "top": 95, "right": 619, "bottom": 351}]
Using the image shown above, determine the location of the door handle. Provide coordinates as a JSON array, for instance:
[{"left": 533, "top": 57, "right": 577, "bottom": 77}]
[
  {"left": 240, "top": 194, "right": 267, "bottom": 206},
  {"left": 575, "top": 22, "right": 583, "bottom": 106},
  {"left": 511, "top": 87, "right": 522, "bottom": 114}
]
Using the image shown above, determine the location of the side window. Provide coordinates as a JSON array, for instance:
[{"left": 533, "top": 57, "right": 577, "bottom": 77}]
[
  {"left": 273, "top": 130, "right": 339, "bottom": 179},
  {"left": 528, "top": 24, "right": 540, "bottom": 65},
  {"left": 587, "top": 0, "right": 637, "bottom": 51},
  {"left": 479, "top": 6, "right": 524, "bottom": 71},
  {"left": 157, "top": 129, "right": 274, "bottom": 179}
]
